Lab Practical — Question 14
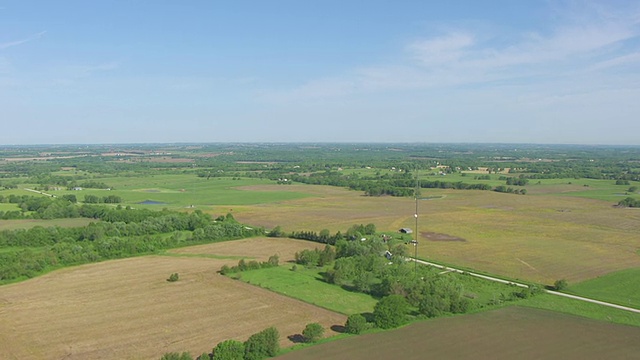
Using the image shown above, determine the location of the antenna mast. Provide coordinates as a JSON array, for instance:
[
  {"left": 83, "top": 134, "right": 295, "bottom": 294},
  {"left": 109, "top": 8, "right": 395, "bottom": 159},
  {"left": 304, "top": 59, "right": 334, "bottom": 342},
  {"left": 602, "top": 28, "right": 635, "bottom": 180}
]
[{"left": 414, "top": 166, "right": 419, "bottom": 274}]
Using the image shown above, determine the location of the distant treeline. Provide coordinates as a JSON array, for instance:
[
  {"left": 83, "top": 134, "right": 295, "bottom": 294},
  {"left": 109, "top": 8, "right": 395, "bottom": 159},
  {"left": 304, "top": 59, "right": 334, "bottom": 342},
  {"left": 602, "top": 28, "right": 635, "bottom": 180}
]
[{"left": 0, "top": 210, "right": 262, "bottom": 282}]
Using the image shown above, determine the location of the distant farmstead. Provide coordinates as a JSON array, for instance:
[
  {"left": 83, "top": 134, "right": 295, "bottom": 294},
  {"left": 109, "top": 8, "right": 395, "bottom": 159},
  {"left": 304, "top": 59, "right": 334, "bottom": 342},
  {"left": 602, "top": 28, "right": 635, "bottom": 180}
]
[{"left": 399, "top": 228, "right": 413, "bottom": 234}]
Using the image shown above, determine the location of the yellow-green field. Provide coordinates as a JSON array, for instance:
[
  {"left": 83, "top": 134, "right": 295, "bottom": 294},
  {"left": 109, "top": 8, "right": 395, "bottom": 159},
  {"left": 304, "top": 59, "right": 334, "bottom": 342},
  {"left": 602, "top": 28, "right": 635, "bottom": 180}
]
[{"left": 229, "top": 185, "right": 640, "bottom": 285}]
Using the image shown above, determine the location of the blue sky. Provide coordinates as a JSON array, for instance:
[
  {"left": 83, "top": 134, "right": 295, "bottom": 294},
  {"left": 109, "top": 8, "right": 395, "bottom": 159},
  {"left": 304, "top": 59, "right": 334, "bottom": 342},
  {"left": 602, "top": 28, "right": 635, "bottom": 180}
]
[{"left": 1, "top": 1, "right": 640, "bottom": 145}]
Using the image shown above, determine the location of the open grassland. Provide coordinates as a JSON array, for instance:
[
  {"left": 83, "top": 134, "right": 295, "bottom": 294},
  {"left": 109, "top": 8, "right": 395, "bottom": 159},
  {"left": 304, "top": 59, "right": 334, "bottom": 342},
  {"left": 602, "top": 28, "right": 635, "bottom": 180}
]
[
  {"left": 568, "top": 268, "right": 640, "bottom": 308},
  {"left": 0, "top": 217, "right": 94, "bottom": 230},
  {"left": 16, "top": 175, "right": 311, "bottom": 210},
  {"left": 276, "top": 306, "right": 640, "bottom": 360},
  {"left": 230, "top": 185, "right": 640, "bottom": 284},
  {"left": 0, "top": 238, "right": 345, "bottom": 360},
  {"left": 235, "top": 265, "right": 379, "bottom": 315}
]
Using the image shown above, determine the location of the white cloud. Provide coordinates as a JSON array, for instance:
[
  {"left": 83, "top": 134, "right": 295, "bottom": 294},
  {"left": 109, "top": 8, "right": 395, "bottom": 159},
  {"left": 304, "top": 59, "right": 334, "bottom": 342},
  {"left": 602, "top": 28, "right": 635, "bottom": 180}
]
[
  {"left": 408, "top": 32, "right": 475, "bottom": 66},
  {"left": 0, "top": 31, "right": 46, "bottom": 50},
  {"left": 263, "top": 4, "right": 640, "bottom": 104}
]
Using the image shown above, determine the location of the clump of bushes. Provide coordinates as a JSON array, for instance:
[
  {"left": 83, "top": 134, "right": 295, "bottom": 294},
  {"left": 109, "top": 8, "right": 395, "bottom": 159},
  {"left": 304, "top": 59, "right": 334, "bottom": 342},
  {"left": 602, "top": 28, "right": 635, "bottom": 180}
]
[
  {"left": 167, "top": 273, "right": 179, "bottom": 282},
  {"left": 219, "top": 254, "right": 279, "bottom": 275},
  {"left": 345, "top": 314, "right": 367, "bottom": 334},
  {"left": 554, "top": 279, "right": 569, "bottom": 291}
]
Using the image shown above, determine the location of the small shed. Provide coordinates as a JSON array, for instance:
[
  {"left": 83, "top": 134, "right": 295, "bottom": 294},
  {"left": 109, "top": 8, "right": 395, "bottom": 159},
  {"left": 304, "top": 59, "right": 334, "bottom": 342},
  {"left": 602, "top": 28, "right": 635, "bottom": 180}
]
[{"left": 399, "top": 228, "right": 413, "bottom": 234}]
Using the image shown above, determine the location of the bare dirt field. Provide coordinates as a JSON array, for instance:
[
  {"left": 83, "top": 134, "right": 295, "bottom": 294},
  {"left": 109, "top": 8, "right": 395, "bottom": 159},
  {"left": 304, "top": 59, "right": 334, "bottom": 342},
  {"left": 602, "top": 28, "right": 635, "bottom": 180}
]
[
  {"left": 0, "top": 238, "right": 345, "bottom": 360},
  {"left": 229, "top": 185, "right": 640, "bottom": 284},
  {"left": 277, "top": 306, "right": 640, "bottom": 360}
]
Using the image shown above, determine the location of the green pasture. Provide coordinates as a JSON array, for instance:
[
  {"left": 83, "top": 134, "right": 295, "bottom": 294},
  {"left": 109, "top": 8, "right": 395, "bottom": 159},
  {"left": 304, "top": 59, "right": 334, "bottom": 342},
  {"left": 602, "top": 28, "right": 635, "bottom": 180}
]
[
  {"left": 40, "top": 175, "right": 312, "bottom": 209},
  {"left": 568, "top": 268, "right": 640, "bottom": 308},
  {"left": 521, "top": 293, "right": 640, "bottom": 327},
  {"left": 0, "top": 203, "right": 20, "bottom": 212},
  {"left": 234, "top": 265, "right": 379, "bottom": 315}
]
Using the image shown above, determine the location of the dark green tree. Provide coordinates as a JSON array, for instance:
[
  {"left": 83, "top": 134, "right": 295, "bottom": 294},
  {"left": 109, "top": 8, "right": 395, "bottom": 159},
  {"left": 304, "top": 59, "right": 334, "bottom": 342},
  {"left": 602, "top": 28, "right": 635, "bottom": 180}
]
[
  {"left": 302, "top": 323, "right": 324, "bottom": 343},
  {"left": 244, "top": 327, "right": 279, "bottom": 360},
  {"left": 373, "top": 294, "right": 409, "bottom": 329},
  {"left": 345, "top": 314, "right": 367, "bottom": 334},
  {"left": 213, "top": 339, "right": 244, "bottom": 360}
]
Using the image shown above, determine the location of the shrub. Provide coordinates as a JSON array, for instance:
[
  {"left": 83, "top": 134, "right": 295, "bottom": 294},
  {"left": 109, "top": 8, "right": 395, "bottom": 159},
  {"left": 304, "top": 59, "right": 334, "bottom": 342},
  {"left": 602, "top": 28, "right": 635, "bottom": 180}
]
[
  {"left": 302, "top": 323, "right": 324, "bottom": 343},
  {"left": 345, "top": 314, "right": 367, "bottom": 334},
  {"left": 212, "top": 339, "right": 244, "bottom": 360},
  {"left": 167, "top": 273, "right": 179, "bottom": 282},
  {"left": 554, "top": 279, "right": 569, "bottom": 291},
  {"left": 160, "top": 352, "right": 193, "bottom": 360}
]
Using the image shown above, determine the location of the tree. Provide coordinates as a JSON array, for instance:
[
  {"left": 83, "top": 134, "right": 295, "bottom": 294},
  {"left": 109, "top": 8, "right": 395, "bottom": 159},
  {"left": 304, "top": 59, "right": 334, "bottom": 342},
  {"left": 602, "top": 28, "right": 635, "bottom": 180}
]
[
  {"left": 267, "top": 225, "right": 285, "bottom": 237},
  {"left": 83, "top": 194, "right": 101, "bottom": 204},
  {"left": 244, "top": 327, "right": 279, "bottom": 360},
  {"left": 554, "top": 279, "right": 568, "bottom": 291},
  {"left": 212, "top": 339, "right": 244, "bottom": 360},
  {"left": 160, "top": 352, "right": 193, "bottom": 360},
  {"left": 167, "top": 273, "right": 179, "bottom": 282},
  {"left": 345, "top": 314, "right": 367, "bottom": 334},
  {"left": 629, "top": 186, "right": 638, "bottom": 193},
  {"left": 302, "top": 323, "right": 324, "bottom": 343},
  {"left": 373, "top": 294, "right": 409, "bottom": 329},
  {"left": 61, "top": 194, "right": 77, "bottom": 203}
]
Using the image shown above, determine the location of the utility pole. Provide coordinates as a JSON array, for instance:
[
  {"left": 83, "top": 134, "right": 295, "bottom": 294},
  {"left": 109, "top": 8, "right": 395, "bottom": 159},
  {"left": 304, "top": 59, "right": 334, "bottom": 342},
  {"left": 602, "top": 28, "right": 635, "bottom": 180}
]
[{"left": 413, "top": 167, "right": 419, "bottom": 275}]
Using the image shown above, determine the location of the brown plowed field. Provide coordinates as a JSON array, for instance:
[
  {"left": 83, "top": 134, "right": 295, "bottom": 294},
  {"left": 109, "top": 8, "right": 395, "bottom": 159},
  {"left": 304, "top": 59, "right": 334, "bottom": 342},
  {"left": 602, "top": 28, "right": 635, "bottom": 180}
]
[
  {"left": 0, "top": 238, "right": 344, "bottom": 360},
  {"left": 277, "top": 306, "right": 640, "bottom": 360}
]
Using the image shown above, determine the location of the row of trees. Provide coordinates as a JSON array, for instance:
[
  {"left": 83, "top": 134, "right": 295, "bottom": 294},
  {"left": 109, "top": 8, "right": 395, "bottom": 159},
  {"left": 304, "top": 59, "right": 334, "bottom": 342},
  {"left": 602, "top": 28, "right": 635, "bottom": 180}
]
[
  {"left": 219, "top": 255, "right": 280, "bottom": 275},
  {"left": 0, "top": 209, "right": 263, "bottom": 282}
]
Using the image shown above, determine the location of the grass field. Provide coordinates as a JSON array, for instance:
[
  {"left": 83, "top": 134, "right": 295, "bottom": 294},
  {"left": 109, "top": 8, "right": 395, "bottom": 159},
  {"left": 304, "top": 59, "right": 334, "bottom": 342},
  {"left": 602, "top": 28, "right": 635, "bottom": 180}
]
[
  {"left": 568, "top": 268, "right": 640, "bottom": 308},
  {"left": 0, "top": 217, "right": 94, "bottom": 230},
  {"left": 0, "top": 238, "right": 346, "bottom": 360},
  {"left": 235, "top": 265, "right": 379, "bottom": 315},
  {"left": 276, "top": 306, "right": 640, "bottom": 360}
]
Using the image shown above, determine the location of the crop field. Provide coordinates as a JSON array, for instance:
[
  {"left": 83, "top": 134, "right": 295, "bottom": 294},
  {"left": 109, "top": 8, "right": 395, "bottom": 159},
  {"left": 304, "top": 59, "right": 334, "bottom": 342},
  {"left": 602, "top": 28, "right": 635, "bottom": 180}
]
[
  {"left": 0, "top": 238, "right": 345, "bottom": 360},
  {"left": 276, "top": 306, "right": 640, "bottom": 360},
  {"left": 568, "top": 268, "right": 640, "bottom": 308},
  {"left": 229, "top": 184, "right": 640, "bottom": 285}
]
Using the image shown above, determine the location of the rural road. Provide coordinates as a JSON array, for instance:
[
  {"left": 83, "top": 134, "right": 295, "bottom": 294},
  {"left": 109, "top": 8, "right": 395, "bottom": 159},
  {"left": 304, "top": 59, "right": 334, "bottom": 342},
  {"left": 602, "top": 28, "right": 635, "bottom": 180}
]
[
  {"left": 24, "top": 188, "right": 56, "bottom": 197},
  {"left": 410, "top": 258, "right": 640, "bottom": 314}
]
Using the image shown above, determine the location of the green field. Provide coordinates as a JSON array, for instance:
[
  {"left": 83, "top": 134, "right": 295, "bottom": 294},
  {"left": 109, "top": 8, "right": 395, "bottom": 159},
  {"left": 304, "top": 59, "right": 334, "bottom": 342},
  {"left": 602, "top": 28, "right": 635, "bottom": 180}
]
[
  {"left": 520, "top": 293, "right": 640, "bottom": 327},
  {"left": 35, "top": 175, "right": 312, "bottom": 210},
  {"left": 568, "top": 268, "right": 640, "bottom": 308},
  {"left": 235, "top": 265, "right": 378, "bottom": 315}
]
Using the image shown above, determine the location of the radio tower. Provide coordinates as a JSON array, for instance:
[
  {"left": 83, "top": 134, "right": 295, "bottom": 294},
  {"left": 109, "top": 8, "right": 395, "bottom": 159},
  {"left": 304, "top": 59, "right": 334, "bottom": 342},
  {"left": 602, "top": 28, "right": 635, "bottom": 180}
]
[{"left": 413, "top": 167, "right": 419, "bottom": 274}]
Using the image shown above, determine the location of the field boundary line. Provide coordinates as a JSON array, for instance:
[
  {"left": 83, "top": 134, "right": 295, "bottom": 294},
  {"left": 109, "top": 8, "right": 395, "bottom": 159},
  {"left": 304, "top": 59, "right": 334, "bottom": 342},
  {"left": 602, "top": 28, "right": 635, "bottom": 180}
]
[{"left": 409, "top": 258, "right": 640, "bottom": 314}]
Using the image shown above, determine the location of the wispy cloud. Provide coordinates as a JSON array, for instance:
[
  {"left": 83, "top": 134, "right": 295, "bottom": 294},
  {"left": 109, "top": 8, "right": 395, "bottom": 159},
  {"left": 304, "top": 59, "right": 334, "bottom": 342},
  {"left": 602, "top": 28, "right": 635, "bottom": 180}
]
[
  {"left": 263, "top": 3, "right": 640, "bottom": 103},
  {"left": 0, "top": 31, "right": 46, "bottom": 50}
]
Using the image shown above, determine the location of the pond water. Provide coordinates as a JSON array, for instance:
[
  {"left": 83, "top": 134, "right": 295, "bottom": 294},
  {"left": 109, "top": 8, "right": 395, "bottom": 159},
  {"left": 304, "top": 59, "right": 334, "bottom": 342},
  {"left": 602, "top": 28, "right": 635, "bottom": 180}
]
[{"left": 138, "top": 200, "right": 167, "bottom": 205}]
